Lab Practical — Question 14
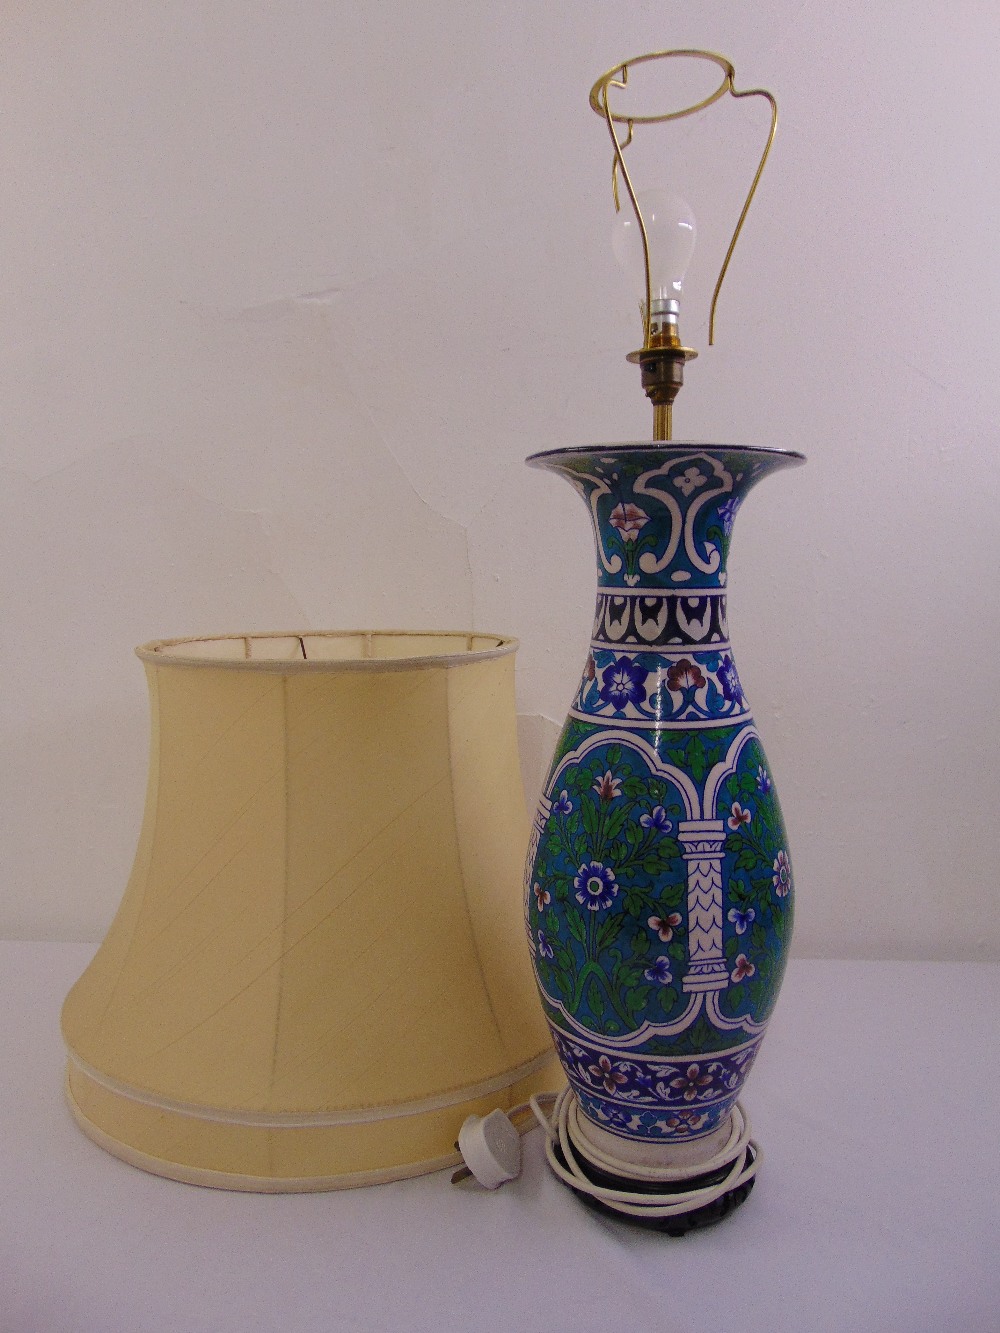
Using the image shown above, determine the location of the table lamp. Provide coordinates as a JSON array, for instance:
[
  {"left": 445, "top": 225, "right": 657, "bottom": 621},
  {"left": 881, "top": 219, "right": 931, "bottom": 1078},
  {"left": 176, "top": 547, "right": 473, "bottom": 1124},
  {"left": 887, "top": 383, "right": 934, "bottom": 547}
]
[{"left": 523, "top": 50, "right": 805, "bottom": 1232}]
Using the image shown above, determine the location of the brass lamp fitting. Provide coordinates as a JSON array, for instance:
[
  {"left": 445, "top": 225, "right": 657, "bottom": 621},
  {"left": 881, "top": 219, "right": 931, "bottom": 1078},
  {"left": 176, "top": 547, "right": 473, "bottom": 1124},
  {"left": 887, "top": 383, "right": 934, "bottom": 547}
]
[{"left": 589, "top": 50, "right": 778, "bottom": 441}]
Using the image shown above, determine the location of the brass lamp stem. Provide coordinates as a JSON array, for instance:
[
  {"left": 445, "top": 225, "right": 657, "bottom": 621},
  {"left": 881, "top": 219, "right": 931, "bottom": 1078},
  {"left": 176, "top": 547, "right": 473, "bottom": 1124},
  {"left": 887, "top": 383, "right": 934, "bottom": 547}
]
[{"left": 653, "top": 404, "right": 671, "bottom": 441}]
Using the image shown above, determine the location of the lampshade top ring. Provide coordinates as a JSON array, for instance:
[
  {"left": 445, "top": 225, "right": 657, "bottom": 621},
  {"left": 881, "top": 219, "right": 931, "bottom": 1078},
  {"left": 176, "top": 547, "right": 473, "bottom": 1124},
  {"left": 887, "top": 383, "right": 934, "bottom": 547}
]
[{"left": 136, "top": 629, "right": 518, "bottom": 674}]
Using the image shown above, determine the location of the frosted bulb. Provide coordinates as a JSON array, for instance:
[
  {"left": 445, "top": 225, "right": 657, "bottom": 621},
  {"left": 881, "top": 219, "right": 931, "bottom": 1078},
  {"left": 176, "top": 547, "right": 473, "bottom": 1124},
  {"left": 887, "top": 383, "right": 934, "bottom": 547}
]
[{"left": 612, "top": 186, "right": 696, "bottom": 324}]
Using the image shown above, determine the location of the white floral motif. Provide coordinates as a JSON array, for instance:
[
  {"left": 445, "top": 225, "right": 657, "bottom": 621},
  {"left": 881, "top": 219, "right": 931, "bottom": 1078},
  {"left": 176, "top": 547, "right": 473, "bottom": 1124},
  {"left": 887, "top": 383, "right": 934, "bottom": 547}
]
[{"left": 673, "top": 466, "right": 707, "bottom": 496}]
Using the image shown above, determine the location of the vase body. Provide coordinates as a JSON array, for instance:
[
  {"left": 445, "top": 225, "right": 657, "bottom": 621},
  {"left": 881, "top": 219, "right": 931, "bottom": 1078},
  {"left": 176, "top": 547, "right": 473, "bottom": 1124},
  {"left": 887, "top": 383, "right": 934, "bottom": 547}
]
[{"left": 526, "top": 444, "right": 803, "bottom": 1162}]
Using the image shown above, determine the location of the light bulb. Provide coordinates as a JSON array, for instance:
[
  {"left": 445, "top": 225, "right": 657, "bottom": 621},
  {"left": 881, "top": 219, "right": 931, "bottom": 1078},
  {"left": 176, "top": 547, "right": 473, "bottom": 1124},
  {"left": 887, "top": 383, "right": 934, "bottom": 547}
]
[{"left": 612, "top": 186, "right": 696, "bottom": 336}]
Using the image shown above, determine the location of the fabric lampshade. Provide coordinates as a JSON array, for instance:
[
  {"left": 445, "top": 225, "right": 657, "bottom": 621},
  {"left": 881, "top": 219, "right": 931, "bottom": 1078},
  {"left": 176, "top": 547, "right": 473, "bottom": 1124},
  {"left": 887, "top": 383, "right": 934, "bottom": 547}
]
[{"left": 61, "top": 630, "right": 558, "bottom": 1190}]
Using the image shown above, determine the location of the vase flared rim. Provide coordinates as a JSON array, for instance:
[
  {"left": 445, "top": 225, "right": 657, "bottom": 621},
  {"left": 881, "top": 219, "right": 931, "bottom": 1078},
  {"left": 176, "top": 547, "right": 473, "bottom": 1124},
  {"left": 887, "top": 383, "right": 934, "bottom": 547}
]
[
  {"left": 526, "top": 441, "right": 806, "bottom": 467},
  {"left": 136, "top": 629, "right": 518, "bottom": 674}
]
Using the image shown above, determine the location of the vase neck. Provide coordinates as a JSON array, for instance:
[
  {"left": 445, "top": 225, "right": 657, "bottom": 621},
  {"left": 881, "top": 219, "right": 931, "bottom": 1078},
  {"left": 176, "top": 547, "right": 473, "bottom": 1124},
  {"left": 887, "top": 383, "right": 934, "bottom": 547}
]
[{"left": 531, "top": 444, "right": 803, "bottom": 594}]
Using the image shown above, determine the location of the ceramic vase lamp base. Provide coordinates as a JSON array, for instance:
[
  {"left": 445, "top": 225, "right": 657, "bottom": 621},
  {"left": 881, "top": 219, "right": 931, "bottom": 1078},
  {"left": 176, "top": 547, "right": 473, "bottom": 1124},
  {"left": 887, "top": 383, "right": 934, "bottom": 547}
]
[{"left": 524, "top": 443, "right": 802, "bottom": 1231}]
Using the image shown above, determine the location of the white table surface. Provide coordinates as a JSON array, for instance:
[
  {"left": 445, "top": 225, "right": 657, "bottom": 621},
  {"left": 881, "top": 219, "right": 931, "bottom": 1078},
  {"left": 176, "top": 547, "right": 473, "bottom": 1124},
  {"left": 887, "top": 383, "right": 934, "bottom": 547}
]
[{"left": 2, "top": 943, "right": 998, "bottom": 1333}]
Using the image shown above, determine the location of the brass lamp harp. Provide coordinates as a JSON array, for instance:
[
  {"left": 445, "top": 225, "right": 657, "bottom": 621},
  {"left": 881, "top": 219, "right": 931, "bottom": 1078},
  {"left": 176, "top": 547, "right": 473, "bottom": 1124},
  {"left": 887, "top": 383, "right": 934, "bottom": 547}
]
[{"left": 589, "top": 50, "right": 778, "bottom": 440}]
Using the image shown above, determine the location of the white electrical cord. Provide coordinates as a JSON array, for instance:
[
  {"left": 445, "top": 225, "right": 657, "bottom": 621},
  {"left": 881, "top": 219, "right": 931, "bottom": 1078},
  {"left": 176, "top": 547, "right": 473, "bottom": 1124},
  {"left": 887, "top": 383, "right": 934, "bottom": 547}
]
[
  {"left": 527, "top": 1087, "right": 761, "bottom": 1221},
  {"left": 453, "top": 1089, "right": 759, "bottom": 1223}
]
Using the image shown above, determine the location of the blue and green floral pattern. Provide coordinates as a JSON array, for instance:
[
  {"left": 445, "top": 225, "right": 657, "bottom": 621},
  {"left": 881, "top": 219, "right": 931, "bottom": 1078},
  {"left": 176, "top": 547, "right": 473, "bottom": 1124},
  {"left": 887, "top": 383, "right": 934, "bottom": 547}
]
[{"left": 525, "top": 444, "right": 803, "bottom": 1144}]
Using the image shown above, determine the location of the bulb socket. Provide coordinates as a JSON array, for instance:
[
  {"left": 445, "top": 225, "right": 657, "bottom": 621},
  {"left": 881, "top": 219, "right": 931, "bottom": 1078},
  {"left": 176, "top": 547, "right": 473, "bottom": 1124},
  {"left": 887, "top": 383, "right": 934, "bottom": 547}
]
[
  {"left": 627, "top": 343, "right": 697, "bottom": 406},
  {"left": 626, "top": 340, "right": 698, "bottom": 442}
]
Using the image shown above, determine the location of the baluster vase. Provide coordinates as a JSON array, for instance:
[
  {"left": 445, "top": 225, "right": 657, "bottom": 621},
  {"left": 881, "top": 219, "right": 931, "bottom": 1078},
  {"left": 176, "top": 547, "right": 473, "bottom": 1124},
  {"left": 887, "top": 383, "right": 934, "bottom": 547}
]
[{"left": 525, "top": 442, "right": 804, "bottom": 1229}]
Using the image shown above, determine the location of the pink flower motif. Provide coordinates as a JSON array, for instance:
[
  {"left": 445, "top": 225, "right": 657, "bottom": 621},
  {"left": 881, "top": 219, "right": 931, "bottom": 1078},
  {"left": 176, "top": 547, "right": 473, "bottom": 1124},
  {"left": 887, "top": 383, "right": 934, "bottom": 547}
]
[
  {"left": 589, "top": 1054, "right": 629, "bottom": 1095},
  {"left": 669, "top": 1063, "right": 714, "bottom": 1102},
  {"left": 585, "top": 653, "right": 597, "bottom": 681},
  {"left": 533, "top": 882, "right": 551, "bottom": 911},
  {"left": 666, "top": 658, "right": 706, "bottom": 692},
  {"left": 609, "top": 502, "right": 649, "bottom": 543},
  {"left": 731, "top": 952, "right": 755, "bottom": 983},
  {"left": 666, "top": 1110, "right": 710, "bottom": 1135},
  {"left": 648, "top": 911, "right": 682, "bottom": 942},
  {"left": 592, "top": 770, "right": 622, "bottom": 802},
  {"left": 727, "top": 801, "right": 752, "bottom": 831},
  {"left": 773, "top": 849, "right": 791, "bottom": 897}
]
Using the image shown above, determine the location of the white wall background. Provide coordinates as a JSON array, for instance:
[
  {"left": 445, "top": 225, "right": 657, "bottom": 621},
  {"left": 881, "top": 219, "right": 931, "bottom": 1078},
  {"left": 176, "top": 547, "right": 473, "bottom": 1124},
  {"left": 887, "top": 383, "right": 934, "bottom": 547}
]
[{"left": 1, "top": 1, "right": 997, "bottom": 957}]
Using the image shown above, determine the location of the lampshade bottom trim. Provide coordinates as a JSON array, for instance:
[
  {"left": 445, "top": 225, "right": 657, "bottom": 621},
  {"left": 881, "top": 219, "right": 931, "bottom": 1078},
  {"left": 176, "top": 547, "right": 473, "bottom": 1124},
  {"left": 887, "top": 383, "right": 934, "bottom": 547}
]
[
  {"left": 65, "top": 1077, "right": 463, "bottom": 1191},
  {"left": 64, "top": 1054, "right": 563, "bottom": 1192},
  {"left": 64, "top": 1047, "right": 556, "bottom": 1128}
]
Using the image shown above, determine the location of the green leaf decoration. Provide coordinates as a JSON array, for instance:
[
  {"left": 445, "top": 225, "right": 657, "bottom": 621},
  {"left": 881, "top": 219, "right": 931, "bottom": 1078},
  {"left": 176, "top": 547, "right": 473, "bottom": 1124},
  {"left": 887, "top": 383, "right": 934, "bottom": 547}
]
[
  {"left": 603, "top": 803, "right": 630, "bottom": 844},
  {"left": 581, "top": 800, "right": 599, "bottom": 839},
  {"left": 595, "top": 916, "right": 619, "bottom": 953},
  {"left": 566, "top": 911, "right": 586, "bottom": 945},
  {"left": 623, "top": 890, "right": 646, "bottom": 917},
  {"left": 686, "top": 735, "right": 708, "bottom": 781}
]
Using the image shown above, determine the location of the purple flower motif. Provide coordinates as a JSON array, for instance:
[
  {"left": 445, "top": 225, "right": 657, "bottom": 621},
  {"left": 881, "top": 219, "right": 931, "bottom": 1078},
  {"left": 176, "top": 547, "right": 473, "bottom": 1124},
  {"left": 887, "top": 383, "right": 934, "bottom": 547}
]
[
  {"left": 731, "top": 952, "right": 755, "bottom": 982},
  {"left": 644, "top": 956, "right": 673, "bottom": 985},
  {"left": 669, "top": 1063, "right": 714, "bottom": 1103},
  {"left": 648, "top": 911, "right": 682, "bottom": 942},
  {"left": 574, "top": 860, "right": 619, "bottom": 912},
  {"left": 773, "top": 849, "right": 792, "bottom": 897},
  {"left": 609, "top": 502, "right": 649, "bottom": 543},
  {"left": 728, "top": 906, "right": 755, "bottom": 935},
  {"left": 589, "top": 1054, "right": 629, "bottom": 1095},
  {"left": 552, "top": 789, "right": 573, "bottom": 816},
  {"left": 537, "top": 929, "right": 554, "bottom": 960},
  {"left": 756, "top": 764, "right": 772, "bottom": 794},
  {"left": 717, "top": 496, "right": 741, "bottom": 535},
  {"left": 598, "top": 656, "right": 649, "bottom": 710},
  {"left": 718, "top": 655, "right": 744, "bottom": 706},
  {"left": 639, "top": 805, "right": 672, "bottom": 833}
]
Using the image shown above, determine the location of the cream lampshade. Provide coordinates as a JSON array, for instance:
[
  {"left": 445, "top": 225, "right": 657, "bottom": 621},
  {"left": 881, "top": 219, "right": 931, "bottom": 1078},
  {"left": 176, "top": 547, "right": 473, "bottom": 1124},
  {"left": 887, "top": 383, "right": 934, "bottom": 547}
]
[{"left": 61, "top": 630, "right": 558, "bottom": 1191}]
